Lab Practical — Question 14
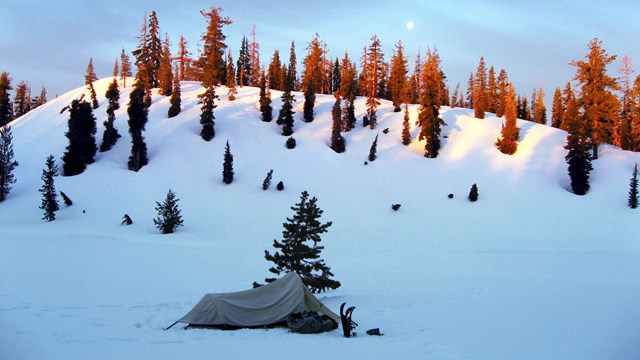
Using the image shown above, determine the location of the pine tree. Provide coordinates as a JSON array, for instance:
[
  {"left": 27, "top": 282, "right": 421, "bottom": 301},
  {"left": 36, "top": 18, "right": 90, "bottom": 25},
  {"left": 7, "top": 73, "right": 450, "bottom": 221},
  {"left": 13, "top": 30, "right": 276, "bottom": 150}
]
[
  {"left": 331, "top": 58, "right": 341, "bottom": 94},
  {"left": 551, "top": 87, "right": 564, "bottom": 129},
  {"left": 99, "top": 78, "right": 121, "bottom": 152},
  {"left": 330, "top": 95, "right": 345, "bottom": 153},
  {"left": 198, "top": 85, "right": 218, "bottom": 141},
  {"left": 236, "top": 36, "right": 250, "bottom": 87},
  {"left": 465, "top": 73, "right": 474, "bottom": 109},
  {"left": 267, "top": 50, "right": 283, "bottom": 91},
  {"left": 120, "top": 48, "right": 132, "bottom": 88},
  {"left": 487, "top": 66, "right": 498, "bottom": 114},
  {"left": 259, "top": 72, "right": 272, "bottom": 122},
  {"left": 0, "top": 125, "right": 18, "bottom": 202},
  {"left": 62, "top": 99, "right": 97, "bottom": 176},
  {"left": 368, "top": 134, "right": 379, "bottom": 161},
  {"left": 402, "top": 104, "right": 412, "bottom": 145},
  {"left": 564, "top": 91, "right": 593, "bottom": 195},
  {"left": 127, "top": 81, "right": 149, "bottom": 172},
  {"left": 153, "top": 189, "right": 183, "bottom": 234},
  {"left": 303, "top": 80, "right": 315, "bottom": 122},
  {"left": 39, "top": 155, "right": 59, "bottom": 221},
  {"left": 531, "top": 88, "right": 547, "bottom": 125},
  {"left": 473, "top": 57, "right": 487, "bottom": 119},
  {"left": 571, "top": 38, "right": 620, "bottom": 159},
  {"left": 199, "top": 7, "right": 232, "bottom": 88},
  {"left": 496, "top": 83, "right": 520, "bottom": 155},
  {"left": 278, "top": 70, "right": 295, "bottom": 136},
  {"left": 417, "top": 50, "right": 446, "bottom": 158},
  {"left": 226, "top": 52, "right": 237, "bottom": 101},
  {"left": 60, "top": 191, "right": 73, "bottom": 206},
  {"left": 175, "top": 36, "right": 192, "bottom": 81},
  {"left": 263, "top": 191, "right": 340, "bottom": 293},
  {"left": 629, "top": 163, "right": 639, "bottom": 209},
  {"left": 248, "top": 24, "right": 261, "bottom": 87},
  {"left": 0, "top": 72, "right": 13, "bottom": 126},
  {"left": 222, "top": 140, "right": 234, "bottom": 184},
  {"left": 85, "top": 58, "right": 99, "bottom": 109},
  {"left": 145, "top": 11, "right": 163, "bottom": 88},
  {"left": 288, "top": 41, "right": 298, "bottom": 91},
  {"left": 167, "top": 70, "right": 182, "bottom": 118},
  {"left": 13, "top": 81, "right": 29, "bottom": 119},
  {"left": 388, "top": 41, "right": 408, "bottom": 112},
  {"left": 495, "top": 69, "right": 509, "bottom": 117},
  {"left": 619, "top": 55, "right": 634, "bottom": 150},
  {"left": 157, "top": 34, "right": 173, "bottom": 96},
  {"left": 363, "top": 35, "right": 384, "bottom": 129},
  {"left": 408, "top": 50, "right": 423, "bottom": 104},
  {"left": 262, "top": 169, "right": 273, "bottom": 190},
  {"left": 468, "top": 184, "right": 479, "bottom": 202}
]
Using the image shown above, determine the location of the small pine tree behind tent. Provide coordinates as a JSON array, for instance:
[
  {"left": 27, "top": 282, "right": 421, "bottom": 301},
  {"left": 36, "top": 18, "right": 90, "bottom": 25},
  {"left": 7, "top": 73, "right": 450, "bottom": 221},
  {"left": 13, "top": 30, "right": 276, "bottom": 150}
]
[
  {"left": 154, "top": 189, "right": 184, "bottom": 234},
  {"left": 263, "top": 191, "right": 340, "bottom": 293}
]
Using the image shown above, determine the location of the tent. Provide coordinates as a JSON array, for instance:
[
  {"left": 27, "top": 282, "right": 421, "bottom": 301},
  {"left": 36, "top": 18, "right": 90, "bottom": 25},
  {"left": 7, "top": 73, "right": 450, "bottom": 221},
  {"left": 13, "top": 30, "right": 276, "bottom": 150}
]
[{"left": 167, "top": 272, "right": 339, "bottom": 329}]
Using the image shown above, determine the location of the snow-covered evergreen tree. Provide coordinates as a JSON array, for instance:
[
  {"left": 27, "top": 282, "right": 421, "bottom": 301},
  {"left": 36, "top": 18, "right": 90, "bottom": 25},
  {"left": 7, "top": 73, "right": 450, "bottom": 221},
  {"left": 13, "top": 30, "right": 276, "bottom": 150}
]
[{"left": 153, "top": 189, "right": 183, "bottom": 234}]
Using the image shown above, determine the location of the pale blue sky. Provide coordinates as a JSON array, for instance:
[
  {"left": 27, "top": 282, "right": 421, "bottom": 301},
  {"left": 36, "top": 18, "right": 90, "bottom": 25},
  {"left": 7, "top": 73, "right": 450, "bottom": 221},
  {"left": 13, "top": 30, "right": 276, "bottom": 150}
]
[{"left": 3, "top": 0, "right": 639, "bottom": 104}]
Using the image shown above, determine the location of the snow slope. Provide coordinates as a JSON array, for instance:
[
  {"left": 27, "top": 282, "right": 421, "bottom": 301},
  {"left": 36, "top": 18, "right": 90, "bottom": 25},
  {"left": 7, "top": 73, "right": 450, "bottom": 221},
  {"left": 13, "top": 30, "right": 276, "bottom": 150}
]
[{"left": 1, "top": 78, "right": 640, "bottom": 359}]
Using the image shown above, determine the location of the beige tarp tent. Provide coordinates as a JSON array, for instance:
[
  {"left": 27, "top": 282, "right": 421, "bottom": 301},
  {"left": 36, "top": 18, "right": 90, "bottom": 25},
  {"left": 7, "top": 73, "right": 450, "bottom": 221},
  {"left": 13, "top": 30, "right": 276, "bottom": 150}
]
[{"left": 169, "top": 272, "right": 339, "bottom": 329}]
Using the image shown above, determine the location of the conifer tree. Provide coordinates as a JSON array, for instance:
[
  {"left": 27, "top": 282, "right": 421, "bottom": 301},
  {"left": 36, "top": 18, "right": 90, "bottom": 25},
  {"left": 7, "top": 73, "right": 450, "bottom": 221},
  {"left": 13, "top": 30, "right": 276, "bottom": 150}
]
[
  {"left": 127, "top": 81, "right": 149, "bottom": 171},
  {"left": 39, "top": 155, "right": 59, "bottom": 221},
  {"left": 338, "top": 52, "right": 357, "bottom": 131},
  {"left": 175, "top": 36, "right": 192, "bottom": 81},
  {"left": 417, "top": 50, "right": 446, "bottom": 158},
  {"left": 0, "top": 72, "right": 12, "bottom": 126},
  {"left": 368, "top": 134, "right": 379, "bottom": 161},
  {"left": 278, "top": 70, "right": 295, "bottom": 136},
  {"left": 120, "top": 48, "right": 132, "bottom": 88},
  {"left": 363, "top": 35, "right": 384, "bottom": 129},
  {"left": 473, "top": 57, "right": 487, "bottom": 119},
  {"left": 288, "top": 41, "right": 298, "bottom": 91},
  {"left": 198, "top": 85, "right": 218, "bottom": 141},
  {"left": 551, "top": 87, "right": 564, "bottom": 129},
  {"left": 145, "top": 11, "right": 163, "bottom": 88},
  {"left": 330, "top": 95, "right": 345, "bottom": 153},
  {"left": 153, "top": 189, "right": 183, "bottom": 234},
  {"left": 0, "top": 125, "right": 18, "bottom": 202},
  {"left": 618, "top": 55, "right": 634, "bottom": 150},
  {"left": 388, "top": 41, "right": 408, "bottom": 112},
  {"left": 408, "top": 50, "right": 423, "bottom": 104},
  {"left": 465, "top": 73, "right": 474, "bottom": 109},
  {"left": 13, "top": 81, "right": 29, "bottom": 119},
  {"left": 113, "top": 57, "right": 119, "bottom": 78},
  {"left": 60, "top": 191, "right": 73, "bottom": 206},
  {"left": 263, "top": 191, "right": 340, "bottom": 293},
  {"left": 157, "top": 34, "right": 173, "bottom": 96},
  {"left": 629, "top": 163, "right": 639, "bottom": 209},
  {"left": 167, "top": 71, "right": 182, "bottom": 118},
  {"left": 487, "top": 66, "right": 498, "bottom": 114},
  {"left": 267, "top": 50, "right": 283, "bottom": 91},
  {"left": 531, "top": 88, "right": 547, "bottom": 124},
  {"left": 100, "top": 78, "right": 121, "bottom": 152},
  {"left": 248, "top": 25, "right": 261, "bottom": 87},
  {"left": 331, "top": 58, "right": 341, "bottom": 94},
  {"left": 402, "top": 104, "right": 412, "bottom": 145},
  {"left": 236, "top": 36, "right": 250, "bottom": 86},
  {"left": 199, "top": 6, "right": 232, "bottom": 88},
  {"left": 571, "top": 38, "right": 620, "bottom": 159},
  {"left": 303, "top": 80, "right": 315, "bottom": 122},
  {"left": 226, "top": 52, "right": 237, "bottom": 101},
  {"left": 259, "top": 72, "right": 272, "bottom": 122},
  {"left": 85, "top": 58, "right": 99, "bottom": 109},
  {"left": 564, "top": 91, "right": 593, "bottom": 195},
  {"left": 222, "top": 140, "right": 234, "bottom": 184},
  {"left": 496, "top": 83, "right": 520, "bottom": 155},
  {"left": 495, "top": 69, "right": 509, "bottom": 117},
  {"left": 62, "top": 99, "right": 97, "bottom": 176},
  {"left": 262, "top": 169, "right": 273, "bottom": 190},
  {"left": 468, "top": 184, "right": 479, "bottom": 202}
]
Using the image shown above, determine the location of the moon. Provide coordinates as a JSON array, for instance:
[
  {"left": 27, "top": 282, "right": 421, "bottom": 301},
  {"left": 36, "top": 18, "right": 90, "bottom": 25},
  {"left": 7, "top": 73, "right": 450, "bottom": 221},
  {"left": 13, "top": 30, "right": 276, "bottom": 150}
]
[{"left": 406, "top": 21, "right": 414, "bottom": 30}]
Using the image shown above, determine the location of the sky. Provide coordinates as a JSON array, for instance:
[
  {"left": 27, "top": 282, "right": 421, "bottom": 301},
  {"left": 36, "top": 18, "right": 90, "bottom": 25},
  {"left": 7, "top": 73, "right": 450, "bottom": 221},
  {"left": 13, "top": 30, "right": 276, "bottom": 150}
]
[{"left": 3, "top": 0, "right": 640, "bottom": 105}]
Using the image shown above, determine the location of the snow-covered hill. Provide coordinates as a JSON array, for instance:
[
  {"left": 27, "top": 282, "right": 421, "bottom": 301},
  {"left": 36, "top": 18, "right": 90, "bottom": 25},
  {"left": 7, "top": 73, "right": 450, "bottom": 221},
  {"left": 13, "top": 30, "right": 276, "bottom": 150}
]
[{"left": 2, "top": 78, "right": 639, "bottom": 359}]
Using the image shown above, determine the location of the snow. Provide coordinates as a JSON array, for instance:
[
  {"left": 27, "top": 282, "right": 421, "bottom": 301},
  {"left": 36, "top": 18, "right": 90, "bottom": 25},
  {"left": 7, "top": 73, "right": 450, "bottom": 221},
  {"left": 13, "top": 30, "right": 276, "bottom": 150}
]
[{"left": 2, "top": 78, "right": 640, "bottom": 359}]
